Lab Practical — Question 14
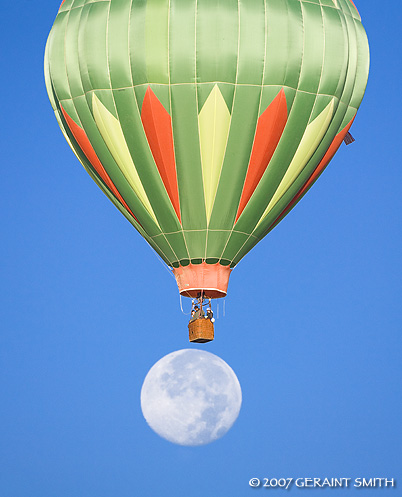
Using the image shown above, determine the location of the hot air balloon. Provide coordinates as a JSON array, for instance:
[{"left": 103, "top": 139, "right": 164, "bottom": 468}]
[{"left": 45, "top": 0, "right": 369, "bottom": 341}]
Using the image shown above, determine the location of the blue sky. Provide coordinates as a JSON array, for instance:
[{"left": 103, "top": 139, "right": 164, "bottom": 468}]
[{"left": 1, "top": 1, "right": 401, "bottom": 496}]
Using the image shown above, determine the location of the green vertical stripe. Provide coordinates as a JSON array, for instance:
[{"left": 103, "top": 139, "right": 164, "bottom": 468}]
[
  {"left": 349, "top": 19, "right": 370, "bottom": 109},
  {"left": 221, "top": 231, "right": 250, "bottom": 263},
  {"left": 48, "top": 12, "right": 71, "bottom": 102},
  {"left": 64, "top": 7, "right": 85, "bottom": 100},
  {"left": 80, "top": 2, "right": 111, "bottom": 91},
  {"left": 184, "top": 230, "right": 207, "bottom": 260},
  {"left": 196, "top": 0, "right": 238, "bottom": 84},
  {"left": 237, "top": 0, "right": 265, "bottom": 85},
  {"left": 165, "top": 232, "right": 190, "bottom": 261},
  {"left": 44, "top": 42, "right": 57, "bottom": 111},
  {"left": 145, "top": 0, "right": 169, "bottom": 83},
  {"left": 169, "top": 0, "right": 196, "bottom": 84},
  {"left": 264, "top": 0, "right": 304, "bottom": 89},
  {"left": 298, "top": 2, "right": 324, "bottom": 94},
  {"left": 108, "top": 0, "right": 133, "bottom": 89},
  {"left": 263, "top": 0, "right": 290, "bottom": 86},
  {"left": 318, "top": 6, "right": 348, "bottom": 98},
  {"left": 129, "top": 0, "right": 147, "bottom": 86},
  {"left": 206, "top": 231, "right": 231, "bottom": 260},
  {"left": 338, "top": 12, "right": 358, "bottom": 108},
  {"left": 170, "top": 85, "right": 206, "bottom": 231}
]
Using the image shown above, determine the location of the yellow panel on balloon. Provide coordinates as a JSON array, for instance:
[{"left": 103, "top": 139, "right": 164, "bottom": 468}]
[{"left": 198, "top": 85, "right": 231, "bottom": 224}]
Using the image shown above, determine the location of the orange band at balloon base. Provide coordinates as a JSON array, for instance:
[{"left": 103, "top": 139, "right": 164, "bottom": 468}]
[{"left": 173, "top": 262, "right": 232, "bottom": 299}]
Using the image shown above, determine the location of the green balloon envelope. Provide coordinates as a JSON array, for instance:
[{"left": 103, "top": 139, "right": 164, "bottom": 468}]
[{"left": 45, "top": 0, "right": 369, "bottom": 298}]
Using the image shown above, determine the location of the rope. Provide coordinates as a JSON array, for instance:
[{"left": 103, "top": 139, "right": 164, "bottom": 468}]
[
  {"left": 180, "top": 294, "right": 191, "bottom": 315},
  {"left": 142, "top": 236, "right": 176, "bottom": 280}
]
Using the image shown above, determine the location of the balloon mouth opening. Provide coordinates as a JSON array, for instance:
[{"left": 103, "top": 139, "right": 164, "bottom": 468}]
[
  {"left": 179, "top": 288, "right": 227, "bottom": 299},
  {"left": 173, "top": 262, "right": 232, "bottom": 299}
]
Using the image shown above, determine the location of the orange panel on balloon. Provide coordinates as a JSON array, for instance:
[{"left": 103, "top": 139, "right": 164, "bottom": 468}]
[
  {"left": 61, "top": 106, "right": 141, "bottom": 226},
  {"left": 141, "top": 87, "right": 181, "bottom": 223},
  {"left": 235, "top": 89, "right": 288, "bottom": 222}
]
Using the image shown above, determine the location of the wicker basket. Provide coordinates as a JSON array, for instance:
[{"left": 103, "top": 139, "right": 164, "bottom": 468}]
[{"left": 188, "top": 318, "right": 214, "bottom": 343}]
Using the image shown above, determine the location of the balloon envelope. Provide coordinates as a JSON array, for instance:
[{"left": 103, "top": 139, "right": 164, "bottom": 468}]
[{"left": 45, "top": 0, "right": 369, "bottom": 297}]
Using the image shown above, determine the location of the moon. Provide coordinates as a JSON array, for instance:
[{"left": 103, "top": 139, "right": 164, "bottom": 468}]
[{"left": 140, "top": 349, "right": 242, "bottom": 446}]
